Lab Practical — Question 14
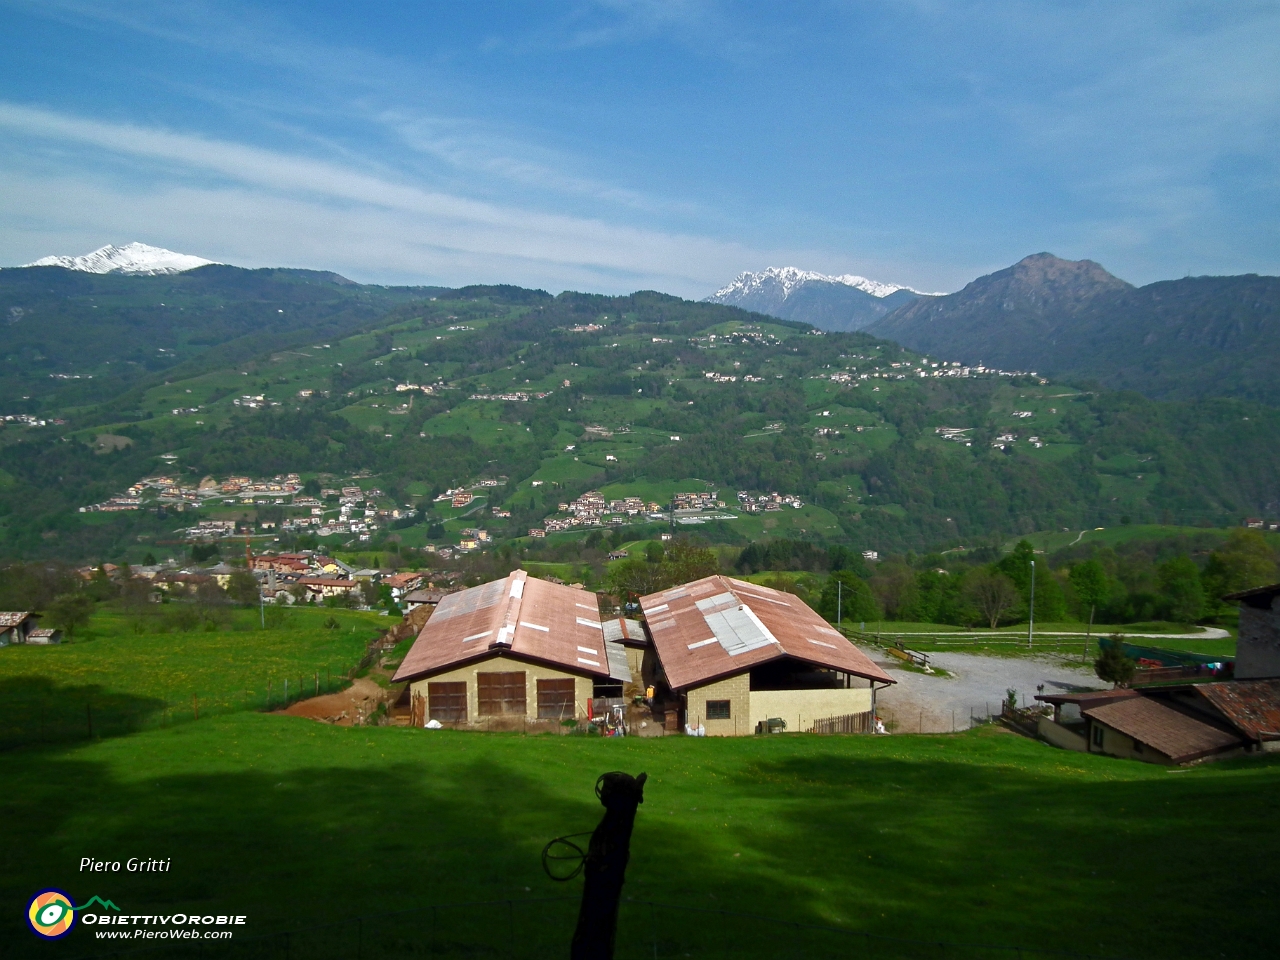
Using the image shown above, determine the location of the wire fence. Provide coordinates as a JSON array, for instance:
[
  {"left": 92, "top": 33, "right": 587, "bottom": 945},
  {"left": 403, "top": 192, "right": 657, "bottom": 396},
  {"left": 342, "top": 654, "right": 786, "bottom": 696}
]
[
  {"left": 0, "top": 659, "right": 372, "bottom": 750},
  {"left": 56, "top": 896, "right": 1131, "bottom": 960}
]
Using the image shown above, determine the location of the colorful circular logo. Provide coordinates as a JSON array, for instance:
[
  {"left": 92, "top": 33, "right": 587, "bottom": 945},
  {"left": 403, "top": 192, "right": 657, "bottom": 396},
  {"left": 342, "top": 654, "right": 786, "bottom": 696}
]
[{"left": 27, "top": 890, "right": 76, "bottom": 939}]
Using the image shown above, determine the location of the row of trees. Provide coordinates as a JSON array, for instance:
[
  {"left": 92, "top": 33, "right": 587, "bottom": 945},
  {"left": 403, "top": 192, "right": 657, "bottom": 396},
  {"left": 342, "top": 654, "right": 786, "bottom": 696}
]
[{"left": 742, "top": 529, "right": 1279, "bottom": 628}]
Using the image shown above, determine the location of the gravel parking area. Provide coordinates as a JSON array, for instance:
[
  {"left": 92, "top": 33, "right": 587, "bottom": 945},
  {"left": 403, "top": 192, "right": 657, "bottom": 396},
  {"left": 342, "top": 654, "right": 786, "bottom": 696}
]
[{"left": 873, "top": 652, "right": 1106, "bottom": 733}]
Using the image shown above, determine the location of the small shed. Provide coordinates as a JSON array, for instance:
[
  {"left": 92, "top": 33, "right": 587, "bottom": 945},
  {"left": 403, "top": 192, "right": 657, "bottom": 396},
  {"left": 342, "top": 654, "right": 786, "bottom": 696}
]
[
  {"left": 0, "top": 612, "right": 40, "bottom": 646},
  {"left": 1081, "top": 696, "right": 1243, "bottom": 764}
]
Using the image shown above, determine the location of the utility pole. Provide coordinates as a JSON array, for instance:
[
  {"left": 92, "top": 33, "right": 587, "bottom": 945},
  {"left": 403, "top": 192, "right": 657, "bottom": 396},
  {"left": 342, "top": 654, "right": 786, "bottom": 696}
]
[
  {"left": 1028, "top": 559, "right": 1036, "bottom": 649},
  {"left": 837, "top": 578, "right": 843, "bottom": 629}
]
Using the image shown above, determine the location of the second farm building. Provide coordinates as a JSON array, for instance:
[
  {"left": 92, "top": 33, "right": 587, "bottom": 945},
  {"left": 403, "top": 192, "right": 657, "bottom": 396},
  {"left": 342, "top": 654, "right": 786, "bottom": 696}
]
[{"left": 392, "top": 570, "right": 893, "bottom": 735}]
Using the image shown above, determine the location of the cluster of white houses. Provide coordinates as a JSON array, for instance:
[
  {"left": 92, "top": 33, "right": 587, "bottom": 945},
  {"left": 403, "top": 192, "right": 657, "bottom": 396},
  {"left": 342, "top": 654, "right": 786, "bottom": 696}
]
[{"left": 392, "top": 570, "right": 893, "bottom": 736}]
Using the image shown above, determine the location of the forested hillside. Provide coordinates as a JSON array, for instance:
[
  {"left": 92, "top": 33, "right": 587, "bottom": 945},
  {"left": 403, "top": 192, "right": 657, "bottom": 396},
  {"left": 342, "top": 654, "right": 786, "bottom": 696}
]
[{"left": 1, "top": 269, "right": 1278, "bottom": 563}]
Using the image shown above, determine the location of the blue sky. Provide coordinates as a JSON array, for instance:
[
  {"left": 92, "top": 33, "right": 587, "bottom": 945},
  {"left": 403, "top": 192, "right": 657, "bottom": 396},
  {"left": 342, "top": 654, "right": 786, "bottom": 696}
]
[{"left": 1, "top": 1, "right": 1277, "bottom": 296}]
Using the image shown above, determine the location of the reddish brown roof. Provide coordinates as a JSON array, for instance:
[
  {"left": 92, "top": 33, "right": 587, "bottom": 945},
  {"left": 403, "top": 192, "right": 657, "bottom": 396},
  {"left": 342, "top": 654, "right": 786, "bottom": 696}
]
[
  {"left": 1083, "top": 697, "right": 1243, "bottom": 763},
  {"left": 392, "top": 570, "right": 615, "bottom": 682},
  {"left": 0, "top": 611, "right": 35, "bottom": 628},
  {"left": 1195, "top": 680, "right": 1280, "bottom": 741},
  {"left": 639, "top": 575, "right": 893, "bottom": 691},
  {"left": 384, "top": 573, "right": 424, "bottom": 589}
]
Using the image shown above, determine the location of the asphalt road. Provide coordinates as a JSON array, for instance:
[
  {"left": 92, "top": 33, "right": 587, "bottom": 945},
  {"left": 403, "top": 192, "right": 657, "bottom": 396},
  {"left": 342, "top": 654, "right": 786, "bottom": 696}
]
[{"left": 873, "top": 651, "right": 1106, "bottom": 734}]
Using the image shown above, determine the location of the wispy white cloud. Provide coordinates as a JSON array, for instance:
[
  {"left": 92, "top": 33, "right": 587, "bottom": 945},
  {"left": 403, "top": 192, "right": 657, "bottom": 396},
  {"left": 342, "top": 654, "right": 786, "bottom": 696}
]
[{"left": 0, "top": 102, "right": 781, "bottom": 294}]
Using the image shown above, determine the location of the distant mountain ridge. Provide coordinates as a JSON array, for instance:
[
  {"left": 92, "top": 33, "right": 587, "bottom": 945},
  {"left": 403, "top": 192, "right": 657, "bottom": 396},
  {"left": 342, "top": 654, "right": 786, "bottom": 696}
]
[
  {"left": 868, "top": 253, "right": 1280, "bottom": 403},
  {"left": 705, "top": 266, "right": 943, "bottom": 332},
  {"left": 24, "top": 242, "right": 219, "bottom": 275}
]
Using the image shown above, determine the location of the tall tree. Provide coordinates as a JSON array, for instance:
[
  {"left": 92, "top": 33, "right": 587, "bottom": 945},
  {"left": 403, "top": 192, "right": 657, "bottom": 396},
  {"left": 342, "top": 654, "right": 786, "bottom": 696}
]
[
  {"left": 1158, "top": 555, "right": 1205, "bottom": 623},
  {"left": 966, "top": 570, "right": 1019, "bottom": 629},
  {"left": 1070, "top": 559, "right": 1108, "bottom": 637}
]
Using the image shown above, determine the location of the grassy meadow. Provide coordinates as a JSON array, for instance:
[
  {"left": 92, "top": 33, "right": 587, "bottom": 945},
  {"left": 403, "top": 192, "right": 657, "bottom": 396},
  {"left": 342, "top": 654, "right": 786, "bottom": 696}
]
[
  {"left": 4, "top": 718, "right": 1278, "bottom": 959},
  {"left": 2, "top": 603, "right": 1273, "bottom": 959},
  {"left": 0, "top": 607, "right": 384, "bottom": 748}
]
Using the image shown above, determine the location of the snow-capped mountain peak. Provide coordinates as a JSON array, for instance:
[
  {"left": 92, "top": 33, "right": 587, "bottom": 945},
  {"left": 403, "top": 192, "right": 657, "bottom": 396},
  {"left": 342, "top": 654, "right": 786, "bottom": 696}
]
[
  {"left": 711, "top": 266, "right": 937, "bottom": 301},
  {"left": 24, "top": 242, "right": 219, "bottom": 276}
]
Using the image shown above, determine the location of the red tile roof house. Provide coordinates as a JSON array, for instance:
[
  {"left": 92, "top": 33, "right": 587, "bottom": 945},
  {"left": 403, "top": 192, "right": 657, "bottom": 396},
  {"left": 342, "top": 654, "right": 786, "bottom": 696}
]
[
  {"left": 392, "top": 571, "right": 631, "bottom": 728},
  {"left": 383, "top": 572, "right": 425, "bottom": 600},
  {"left": 638, "top": 575, "right": 893, "bottom": 736}
]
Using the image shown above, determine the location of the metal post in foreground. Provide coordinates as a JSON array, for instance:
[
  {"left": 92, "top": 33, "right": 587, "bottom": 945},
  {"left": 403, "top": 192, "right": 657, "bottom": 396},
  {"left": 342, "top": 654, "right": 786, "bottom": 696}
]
[{"left": 571, "top": 771, "right": 648, "bottom": 960}]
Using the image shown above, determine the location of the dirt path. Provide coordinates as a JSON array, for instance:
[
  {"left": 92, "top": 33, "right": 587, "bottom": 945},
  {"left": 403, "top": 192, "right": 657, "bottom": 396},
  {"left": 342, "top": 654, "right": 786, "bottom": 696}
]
[
  {"left": 874, "top": 652, "right": 1104, "bottom": 734},
  {"left": 278, "top": 678, "right": 390, "bottom": 725}
]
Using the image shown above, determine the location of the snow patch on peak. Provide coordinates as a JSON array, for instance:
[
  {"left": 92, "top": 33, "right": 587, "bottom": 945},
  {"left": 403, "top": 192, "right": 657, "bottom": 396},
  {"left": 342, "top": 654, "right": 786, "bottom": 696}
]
[
  {"left": 24, "top": 242, "right": 220, "bottom": 275},
  {"left": 710, "top": 266, "right": 942, "bottom": 302}
]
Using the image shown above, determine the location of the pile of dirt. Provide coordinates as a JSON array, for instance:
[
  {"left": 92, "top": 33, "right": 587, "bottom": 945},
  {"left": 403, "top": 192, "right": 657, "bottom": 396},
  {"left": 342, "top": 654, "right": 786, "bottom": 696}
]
[{"left": 279, "top": 678, "right": 391, "bottom": 726}]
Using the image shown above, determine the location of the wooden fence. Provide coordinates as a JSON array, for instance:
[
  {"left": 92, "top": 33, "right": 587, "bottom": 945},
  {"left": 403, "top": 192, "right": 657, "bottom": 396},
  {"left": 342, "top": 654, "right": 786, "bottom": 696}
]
[{"left": 809, "top": 711, "right": 873, "bottom": 734}]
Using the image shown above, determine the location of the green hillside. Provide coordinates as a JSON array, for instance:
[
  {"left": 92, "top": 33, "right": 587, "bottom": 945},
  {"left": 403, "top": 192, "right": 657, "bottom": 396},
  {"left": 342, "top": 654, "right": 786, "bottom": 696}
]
[{"left": 1, "top": 270, "right": 1278, "bottom": 562}]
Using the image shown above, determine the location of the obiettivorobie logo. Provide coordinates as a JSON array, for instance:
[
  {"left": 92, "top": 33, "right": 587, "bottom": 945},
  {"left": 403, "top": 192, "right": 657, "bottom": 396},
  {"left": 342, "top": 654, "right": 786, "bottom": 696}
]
[
  {"left": 27, "top": 891, "right": 119, "bottom": 940},
  {"left": 28, "top": 890, "right": 247, "bottom": 942}
]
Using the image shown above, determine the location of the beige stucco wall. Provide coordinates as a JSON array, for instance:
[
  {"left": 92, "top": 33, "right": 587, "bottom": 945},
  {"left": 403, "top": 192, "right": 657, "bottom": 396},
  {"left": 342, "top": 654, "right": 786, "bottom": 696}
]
[
  {"left": 686, "top": 674, "right": 751, "bottom": 737},
  {"left": 1038, "top": 716, "right": 1088, "bottom": 752},
  {"left": 1237, "top": 602, "right": 1280, "bottom": 680},
  {"left": 408, "top": 654, "right": 593, "bottom": 723},
  {"left": 751, "top": 688, "right": 872, "bottom": 734},
  {"left": 1090, "top": 721, "right": 1172, "bottom": 765}
]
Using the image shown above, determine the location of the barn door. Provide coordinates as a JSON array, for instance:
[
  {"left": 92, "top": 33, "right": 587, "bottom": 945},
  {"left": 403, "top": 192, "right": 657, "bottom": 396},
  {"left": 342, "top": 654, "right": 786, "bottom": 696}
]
[
  {"left": 427, "top": 682, "right": 468, "bottom": 722},
  {"left": 537, "top": 678, "right": 576, "bottom": 719},
  {"left": 477, "top": 672, "right": 527, "bottom": 717}
]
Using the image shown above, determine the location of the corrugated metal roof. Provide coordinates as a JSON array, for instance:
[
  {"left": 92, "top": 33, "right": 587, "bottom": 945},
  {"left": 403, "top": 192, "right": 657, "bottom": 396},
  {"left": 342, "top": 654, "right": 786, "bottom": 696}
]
[
  {"left": 602, "top": 617, "right": 646, "bottom": 646},
  {"left": 639, "top": 575, "right": 893, "bottom": 691},
  {"left": 392, "top": 571, "right": 613, "bottom": 682},
  {"left": 1083, "top": 697, "right": 1242, "bottom": 763},
  {"left": 604, "top": 640, "right": 632, "bottom": 682},
  {"left": 1195, "top": 680, "right": 1280, "bottom": 741}
]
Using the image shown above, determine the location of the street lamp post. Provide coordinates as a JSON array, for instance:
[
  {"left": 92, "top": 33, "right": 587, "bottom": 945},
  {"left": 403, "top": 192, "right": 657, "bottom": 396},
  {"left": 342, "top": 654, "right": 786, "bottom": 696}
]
[{"left": 1028, "top": 559, "right": 1036, "bottom": 649}]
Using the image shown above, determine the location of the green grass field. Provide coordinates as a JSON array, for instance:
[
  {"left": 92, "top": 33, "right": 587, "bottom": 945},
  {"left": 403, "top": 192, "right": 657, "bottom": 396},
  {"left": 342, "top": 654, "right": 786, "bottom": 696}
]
[
  {"left": 4, "top": 718, "right": 1278, "bottom": 959},
  {"left": 1, "top": 591, "right": 1273, "bottom": 959},
  {"left": 0, "top": 607, "right": 385, "bottom": 748}
]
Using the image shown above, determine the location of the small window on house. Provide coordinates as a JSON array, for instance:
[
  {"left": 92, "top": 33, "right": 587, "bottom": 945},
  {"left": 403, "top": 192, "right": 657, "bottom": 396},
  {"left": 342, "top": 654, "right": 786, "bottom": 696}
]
[
  {"left": 706, "top": 700, "right": 731, "bottom": 720},
  {"left": 1132, "top": 738, "right": 1144, "bottom": 754},
  {"left": 1091, "top": 724, "right": 1104, "bottom": 747}
]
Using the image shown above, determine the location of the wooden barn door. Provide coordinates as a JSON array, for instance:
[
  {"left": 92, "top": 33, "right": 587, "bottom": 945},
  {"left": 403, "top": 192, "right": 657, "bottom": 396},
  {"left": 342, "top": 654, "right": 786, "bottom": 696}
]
[
  {"left": 477, "top": 672, "right": 527, "bottom": 716},
  {"left": 537, "top": 678, "right": 576, "bottom": 719},
  {"left": 427, "top": 682, "right": 468, "bottom": 722}
]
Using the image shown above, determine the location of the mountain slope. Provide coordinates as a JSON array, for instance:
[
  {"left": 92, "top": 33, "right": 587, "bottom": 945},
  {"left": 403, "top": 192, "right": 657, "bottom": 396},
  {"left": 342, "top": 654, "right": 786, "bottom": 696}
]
[
  {"left": 868, "top": 254, "right": 1280, "bottom": 402},
  {"left": 24, "top": 242, "right": 220, "bottom": 275},
  {"left": 2, "top": 274, "right": 1278, "bottom": 566},
  {"left": 706, "top": 266, "right": 936, "bottom": 331},
  {"left": 0, "top": 263, "right": 442, "bottom": 409}
]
